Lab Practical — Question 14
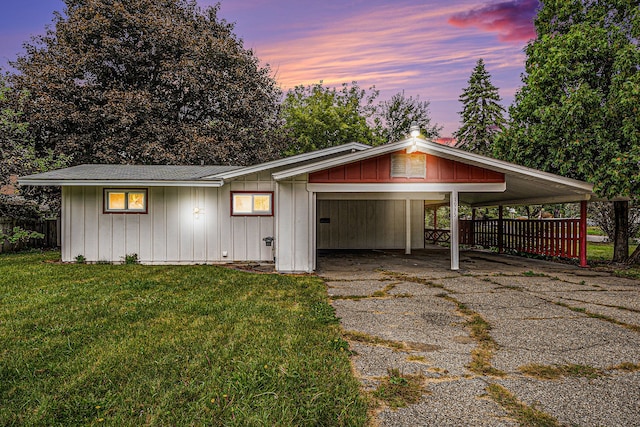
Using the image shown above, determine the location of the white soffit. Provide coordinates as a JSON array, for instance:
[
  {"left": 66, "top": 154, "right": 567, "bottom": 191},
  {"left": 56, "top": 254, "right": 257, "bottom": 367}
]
[
  {"left": 307, "top": 183, "right": 506, "bottom": 193},
  {"left": 316, "top": 192, "right": 446, "bottom": 201}
]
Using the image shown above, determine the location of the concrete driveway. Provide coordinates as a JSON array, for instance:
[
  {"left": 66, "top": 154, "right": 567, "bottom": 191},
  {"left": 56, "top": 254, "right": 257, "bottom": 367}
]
[{"left": 317, "top": 248, "right": 640, "bottom": 426}]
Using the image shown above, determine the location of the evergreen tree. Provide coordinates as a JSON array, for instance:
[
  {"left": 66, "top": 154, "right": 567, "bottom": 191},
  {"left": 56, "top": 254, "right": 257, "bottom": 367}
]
[
  {"left": 493, "top": 1, "right": 640, "bottom": 263},
  {"left": 10, "top": 0, "right": 283, "bottom": 167},
  {"left": 455, "top": 59, "right": 505, "bottom": 155}
]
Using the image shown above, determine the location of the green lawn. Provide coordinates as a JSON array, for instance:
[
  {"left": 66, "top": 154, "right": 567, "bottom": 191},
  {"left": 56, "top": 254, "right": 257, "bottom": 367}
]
[
  {"left": 0, "top": 251, "right": 367, "bottom": 426},
  {"left": 587, "top": 242, "right": 638, "bottom": 261},
  {"left": 587, "top": 242, "right": 640, "bottom": 279}
]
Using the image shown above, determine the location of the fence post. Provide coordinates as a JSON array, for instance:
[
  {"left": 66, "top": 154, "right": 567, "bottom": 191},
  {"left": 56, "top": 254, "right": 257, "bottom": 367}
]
[
  {"left": 579, "top": 200, "right": 588, "bottom": 267},
  {"left": 471, "top": 208, "right": 476, "bottom": 246},
  {"left": 498, "top": 205, "right": 504, "bottom": 254}
]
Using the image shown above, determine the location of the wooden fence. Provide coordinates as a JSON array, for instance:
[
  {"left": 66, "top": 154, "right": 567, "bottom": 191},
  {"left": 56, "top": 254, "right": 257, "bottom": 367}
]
[
  {"left": 0, "top": 217, "right": 60, "bottom": 253},
  {"left": 459, "top": 218, "right": 581, "bottom": 259}
]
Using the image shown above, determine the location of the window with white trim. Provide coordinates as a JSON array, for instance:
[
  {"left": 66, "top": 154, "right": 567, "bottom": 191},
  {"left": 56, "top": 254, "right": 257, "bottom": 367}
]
[
  {"left": 231, "top": 192, "right": 273, "bottom": 216},
  {"left": 104, "top": 189, "right": 148, "bottom": 213}
]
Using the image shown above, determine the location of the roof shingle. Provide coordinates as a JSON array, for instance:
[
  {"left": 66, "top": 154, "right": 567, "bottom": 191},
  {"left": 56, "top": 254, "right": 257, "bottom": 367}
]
[{"left": 21, "top": 164, "right": 242, "bottom": 181}]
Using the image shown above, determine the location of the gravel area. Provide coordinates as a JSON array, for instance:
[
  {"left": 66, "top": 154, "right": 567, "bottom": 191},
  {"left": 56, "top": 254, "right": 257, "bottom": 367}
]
[
  {"left": 377, "top": 378, "right": 518, "bottom": 427},
  {"left": 317, "top": 249, "right": 640, "bottom": 426},
  {"left": 497, "top": 372, "right": 640, "bottom": 427}
]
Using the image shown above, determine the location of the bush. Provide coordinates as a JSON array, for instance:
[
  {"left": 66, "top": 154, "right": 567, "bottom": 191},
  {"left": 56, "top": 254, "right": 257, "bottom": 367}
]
[{"left": 0, "top": 226, "right": 44, "bottom": 246}]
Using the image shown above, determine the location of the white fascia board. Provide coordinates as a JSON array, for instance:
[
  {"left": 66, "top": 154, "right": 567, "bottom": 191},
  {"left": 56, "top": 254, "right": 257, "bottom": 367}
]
[
  {"left": 273, "top": 139, "right": 415, "bottom": 180},
  {"left": 415, "top": 140, "right": 594, "bottom": 192},
  {"left": 210, "top": 142, "right": 371, "bottom": 180},
  {"left": 470, "top": 193, "right": 592, "bottom": 208},
  {"left": 18, "top": 179, "right": 225, "bottom": 187},
  {"left": 316, "top": 192, "right": 445, "bottom": 201},
  {"left": 307, "top": 182, "right": 506, "bottom": 193}
]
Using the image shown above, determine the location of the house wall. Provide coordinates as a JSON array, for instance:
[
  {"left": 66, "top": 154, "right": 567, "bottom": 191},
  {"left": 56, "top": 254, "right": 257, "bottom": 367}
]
[
  {"left": 62, "top": 172, "right": 275, "bottom": 263},
  {"left": 316, "top": 200, "right": 424, "bottom": 249},
  {"left": 275, "top": 176, "right": 314, "bottom": 273}
]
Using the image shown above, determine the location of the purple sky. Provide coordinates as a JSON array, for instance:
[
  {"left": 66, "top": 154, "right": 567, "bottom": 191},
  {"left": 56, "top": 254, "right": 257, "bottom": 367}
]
[{"left": 0, "top": 0, "right": 539, "bottom": 136}]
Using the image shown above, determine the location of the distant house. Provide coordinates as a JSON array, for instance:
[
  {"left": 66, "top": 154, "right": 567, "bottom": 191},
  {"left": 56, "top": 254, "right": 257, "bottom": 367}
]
[{"left": 20, "top": 138, "right": 594, "bottom": 272}]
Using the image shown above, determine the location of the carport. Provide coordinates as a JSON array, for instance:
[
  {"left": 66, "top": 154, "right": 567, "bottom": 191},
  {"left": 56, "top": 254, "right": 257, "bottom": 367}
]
[{"left": 272, "top": 137, "right": 595, "bottom": 271}]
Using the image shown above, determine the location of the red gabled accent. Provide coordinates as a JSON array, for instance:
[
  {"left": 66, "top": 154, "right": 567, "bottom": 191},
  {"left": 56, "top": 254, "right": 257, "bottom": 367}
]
[{"left": 308, "top": 150, "right": 505, "bottom": 183}]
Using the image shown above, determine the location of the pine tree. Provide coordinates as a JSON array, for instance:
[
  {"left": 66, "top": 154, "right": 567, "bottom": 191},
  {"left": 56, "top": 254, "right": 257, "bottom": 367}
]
[{"left": 455, "top": 59, "right": 505, "bottom": 155}]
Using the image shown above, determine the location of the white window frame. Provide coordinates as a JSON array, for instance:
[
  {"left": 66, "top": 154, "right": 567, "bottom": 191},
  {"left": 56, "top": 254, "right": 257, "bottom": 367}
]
[
  {"left": 231, "top": 191, "right": 274, "bottom": 216},
  {"left": 104, "top": 188, "right": 148, "bottom": 214}
]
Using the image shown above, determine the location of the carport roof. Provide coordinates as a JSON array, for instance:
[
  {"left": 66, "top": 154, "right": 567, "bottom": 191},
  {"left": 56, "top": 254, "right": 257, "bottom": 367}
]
[{"left": 272, "top": 138, "right": 595, "bottom": 207}]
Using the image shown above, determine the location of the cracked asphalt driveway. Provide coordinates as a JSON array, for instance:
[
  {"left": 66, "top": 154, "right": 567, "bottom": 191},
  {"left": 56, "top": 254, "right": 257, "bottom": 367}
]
[{"left": 317, "top": 248, "right": 640, "bottom": 427}]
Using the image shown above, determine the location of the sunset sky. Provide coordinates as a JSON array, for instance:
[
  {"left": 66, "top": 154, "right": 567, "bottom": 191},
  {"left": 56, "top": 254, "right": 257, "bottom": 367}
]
[{"left": 0, "top": 0, "right": 540, "bottom": 136}]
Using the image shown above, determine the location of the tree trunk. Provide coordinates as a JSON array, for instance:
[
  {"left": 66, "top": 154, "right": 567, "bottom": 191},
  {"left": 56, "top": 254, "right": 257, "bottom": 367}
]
[
  {"left": 628, "top": 244, "right": 640, "bottom": 265},
  {"left": 613, "top": 200, "right": 629, "bottom": 263}
]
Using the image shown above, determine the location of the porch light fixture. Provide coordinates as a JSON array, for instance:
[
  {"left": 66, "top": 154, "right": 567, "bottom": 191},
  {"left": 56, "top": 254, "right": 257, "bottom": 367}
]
[
  {"left": 407, "top": 121, "right": 420, "bottom": 153},
  {"left": 410, "top": 122, "right": 420, "bottom": 138}
]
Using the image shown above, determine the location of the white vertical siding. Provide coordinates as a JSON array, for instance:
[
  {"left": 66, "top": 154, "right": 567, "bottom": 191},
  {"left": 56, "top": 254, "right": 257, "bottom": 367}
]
[
  {"left": 151, "top": 187, "right": 167, "bottom": 261},
  {"left": 164, "top": 187, "right": 180, "bottom": 261},
  {"left": 63, "top": 175, "right": 275, "bottom": 263},
  {"left": 226, "top": 172, "right": 275, "bottom": 262},
  {"left": 317, "top": 199, "right": 425, "bottom": 250},
  {"left": 61, "top": 186, "right": 72, "bottom": 261},
  {"left": 275, "top": 177, "right": 312, "bottom": 272}
]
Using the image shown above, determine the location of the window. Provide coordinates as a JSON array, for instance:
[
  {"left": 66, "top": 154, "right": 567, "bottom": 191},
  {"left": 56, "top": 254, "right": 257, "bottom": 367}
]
[
  {"left": 104, "top": 189, "right": 148, "bottom": 213},
  {"left": 231, "top": 192, "right": 273, "bottom": 216},
  {"left": 391, "top": 153, "right": 426, "bottom": 178}
]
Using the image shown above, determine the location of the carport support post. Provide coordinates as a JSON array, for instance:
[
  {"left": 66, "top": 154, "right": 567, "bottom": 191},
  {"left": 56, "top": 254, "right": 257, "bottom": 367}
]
[
  {"left": 450, "top": 191, "right": 459, "bottom": 270},
  {"left": 579, "top": 200, "right": 588, "bottom": 267},
  {"left": 405, "top": 199, "right": 412, "bottom": 255}
]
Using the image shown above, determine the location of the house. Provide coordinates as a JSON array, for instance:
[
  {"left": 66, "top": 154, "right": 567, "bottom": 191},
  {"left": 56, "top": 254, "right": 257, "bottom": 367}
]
[{"left": 19, "top": 137, "right": 595, "bottom": 272}]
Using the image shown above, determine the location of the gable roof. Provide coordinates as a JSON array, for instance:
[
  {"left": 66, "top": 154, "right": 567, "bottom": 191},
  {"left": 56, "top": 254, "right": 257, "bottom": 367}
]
[
  {"left": 19, "top": 142, "right": 370, "bottom": 187},
  {"left": 207, "top": 142, "right": 370, "bottom": 180},
  {"left": 20, "top": 165, "right": 241, "bottom": 187},
  {"left": 19, "top": 139, "right": 595, "bottom": 207},
  {"left": 272, "top": 138, "right": 595, "bottom": 207}
]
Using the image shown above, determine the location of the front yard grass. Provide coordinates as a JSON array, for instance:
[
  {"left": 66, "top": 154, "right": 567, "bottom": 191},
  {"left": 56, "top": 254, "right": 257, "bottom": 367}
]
[
  {"left": 587, "top": 242, "right": 637, "bottom": 262},
  {"left": 587, "top": 242, "right": 640, "bottom": 279},
  {"left": 0, "top": 251, "right": 367, "bottom": 426}
]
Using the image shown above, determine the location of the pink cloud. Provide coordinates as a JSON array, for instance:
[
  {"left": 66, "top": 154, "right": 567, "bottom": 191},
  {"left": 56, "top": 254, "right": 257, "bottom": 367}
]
[{"left": 448, "top": 0, "right": 539, "bottom": 42}]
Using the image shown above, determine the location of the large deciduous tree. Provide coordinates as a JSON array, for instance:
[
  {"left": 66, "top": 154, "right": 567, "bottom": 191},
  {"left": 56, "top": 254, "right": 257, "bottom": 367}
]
[
  {"left": 374, "top": 91, "right": 441, "bottom": 143},
  {"left": 0, "top": 76, "right": 67, "bottom": 214},
  {"left": 455, "top": 59, "right": 505, "bottom": 155},
  {"left": 281, "top": 83, "right": 443, "bottom": 154},
  {"left": 280, "top": 82, "right": 380, "bottom": 154},
  {"left": 10, "top": 0, "right": 283, "bottom": 167},
  {"left": 493, "top": 0, "right": 640, "bottom": 263}
]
